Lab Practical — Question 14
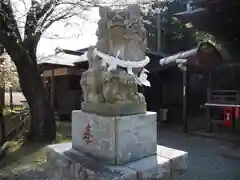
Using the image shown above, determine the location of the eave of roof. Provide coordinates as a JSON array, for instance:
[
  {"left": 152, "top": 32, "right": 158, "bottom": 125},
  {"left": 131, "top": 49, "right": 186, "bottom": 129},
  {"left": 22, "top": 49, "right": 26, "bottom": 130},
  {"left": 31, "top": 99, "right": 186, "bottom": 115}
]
[
  {"left": 158, "top": 42, "right": 223, "bottom": 71},
  {"left": 38, "top": 47, "right": 89, "bottom": 71},
  {"left": 38, "top": 45, "right": 169, "bottom": 72}
]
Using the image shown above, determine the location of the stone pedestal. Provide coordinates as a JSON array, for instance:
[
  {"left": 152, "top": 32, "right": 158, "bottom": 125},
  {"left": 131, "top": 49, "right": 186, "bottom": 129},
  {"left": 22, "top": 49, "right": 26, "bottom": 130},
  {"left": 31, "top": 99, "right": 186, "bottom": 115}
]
[
  {"left": 72, "top": 111, "right": 157, "bottom": 164},
  {"left": 46, "top": 111, "right": 188, "bottom": 180},
  {"left": 46, "top": 143, "right": 187, "bottom": 180}
]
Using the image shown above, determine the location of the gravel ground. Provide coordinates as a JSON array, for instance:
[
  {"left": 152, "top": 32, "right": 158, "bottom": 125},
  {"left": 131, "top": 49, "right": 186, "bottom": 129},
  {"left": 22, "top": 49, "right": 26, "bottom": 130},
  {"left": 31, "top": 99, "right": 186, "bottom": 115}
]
[{"left": 159, "top": 130, "right": 240, "bottom": 180}]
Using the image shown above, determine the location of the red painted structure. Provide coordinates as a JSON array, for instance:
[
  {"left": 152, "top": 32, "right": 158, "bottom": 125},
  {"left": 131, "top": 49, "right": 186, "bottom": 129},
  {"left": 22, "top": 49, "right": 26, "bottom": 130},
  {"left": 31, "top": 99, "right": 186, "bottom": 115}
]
[
  {"left": 223, "top": 107, "right": 233, "bottom": 127},
  {"left": 223, "top": 107, "right": 240, "bottom": 127}
]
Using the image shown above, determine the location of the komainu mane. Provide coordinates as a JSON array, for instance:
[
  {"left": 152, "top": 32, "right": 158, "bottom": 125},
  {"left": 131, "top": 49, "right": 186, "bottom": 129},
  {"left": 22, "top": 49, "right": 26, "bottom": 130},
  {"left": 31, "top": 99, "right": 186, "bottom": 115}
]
[{"left": 80, "top": 4, "right": 150, "bottom": 116}]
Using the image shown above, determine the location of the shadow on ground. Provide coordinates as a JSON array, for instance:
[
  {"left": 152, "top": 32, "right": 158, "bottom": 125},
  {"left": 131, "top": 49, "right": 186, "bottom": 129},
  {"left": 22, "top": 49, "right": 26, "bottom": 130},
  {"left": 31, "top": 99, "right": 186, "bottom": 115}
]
[
  {"left": 0, "top": 139, "right": 47, "bottom": 171},
  {"left": 158, "top": 129, "right": 240, "bottom": 180},
  {"left": 0, "top": 124, "right": 71, "bottom": 172}
]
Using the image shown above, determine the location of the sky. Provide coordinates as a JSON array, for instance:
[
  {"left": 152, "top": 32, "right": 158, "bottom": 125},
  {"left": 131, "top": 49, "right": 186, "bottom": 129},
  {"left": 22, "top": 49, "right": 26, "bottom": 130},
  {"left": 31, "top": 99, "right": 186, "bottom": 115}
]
[
  {"left": 11, "top": 0, "right": 100, "bottom": 58},
  {"left": 37, "top": 7, "right": 99, "bottom": 57},
  {"left": 11, "top": 0, "right": 154, "bottom": 59},
  {"left": 38, "top": 7, "right": 99, "bottom": 57}
]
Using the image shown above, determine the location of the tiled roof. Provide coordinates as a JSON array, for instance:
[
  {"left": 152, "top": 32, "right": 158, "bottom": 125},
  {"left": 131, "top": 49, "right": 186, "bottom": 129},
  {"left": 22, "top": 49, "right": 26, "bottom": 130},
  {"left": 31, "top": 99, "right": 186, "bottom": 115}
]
[
  {"left": 38, "top": 53, "right": 79, "bottom": 66},
  {"left": 38, "top": 50, "right": 89, "bottom": 67}
]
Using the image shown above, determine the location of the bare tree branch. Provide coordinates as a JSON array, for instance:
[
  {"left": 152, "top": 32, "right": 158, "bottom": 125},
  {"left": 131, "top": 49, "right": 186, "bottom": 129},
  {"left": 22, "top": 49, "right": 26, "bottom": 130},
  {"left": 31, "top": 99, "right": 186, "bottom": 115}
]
[
  {"left": 34, "top": 3, "right": 56, "bottom": 34},
  {"left": 40, "top": 0, "right": 89, "bottom": 32},
  {"left": 38, "top": 0, "right": 58, "bottom": 18},
  {"left": 0, "top": 0, "right": 23, "bottom": 43}
]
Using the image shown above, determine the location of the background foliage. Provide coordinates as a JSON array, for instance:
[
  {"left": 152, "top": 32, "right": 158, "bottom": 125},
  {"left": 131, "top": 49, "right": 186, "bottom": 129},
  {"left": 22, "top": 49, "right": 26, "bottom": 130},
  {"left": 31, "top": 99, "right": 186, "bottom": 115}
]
[
  {"left": 0, "top": 53, "right": 20, "bottom": 92},
  {"left": 143, "top": 0, "right": 197, "bottom": 54}
]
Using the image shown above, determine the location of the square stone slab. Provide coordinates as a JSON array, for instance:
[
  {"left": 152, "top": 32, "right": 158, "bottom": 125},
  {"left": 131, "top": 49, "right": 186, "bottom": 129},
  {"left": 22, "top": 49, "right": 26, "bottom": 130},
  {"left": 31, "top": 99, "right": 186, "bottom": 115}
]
[
  {"left": 46, "top": 142, "right": 137, "bottom": 180},
  {"left": 126, "top": 155, "right": 170, "bottom": 180},
  {"left": 72, "top": 111, "right": 157, "bottom": 165},
  {"left": 46, "top": 143, "right": 177, "bottom": 180},
  {"left": 157, "top": 145, "right": 188, "bottom": 178}
]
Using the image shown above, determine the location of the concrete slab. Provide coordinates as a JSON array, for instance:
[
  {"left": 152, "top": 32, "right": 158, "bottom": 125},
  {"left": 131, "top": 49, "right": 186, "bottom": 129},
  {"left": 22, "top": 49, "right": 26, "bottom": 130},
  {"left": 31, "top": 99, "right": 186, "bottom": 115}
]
[
  {"left": 157, "top": 145, "right": 187, "bottom": 178},
  {"left": 126, "top": 155, "right": 170, "bottom": 180},
  {"left": 46, "top": 142, "right": 187, "bottom": 180},
  {"left": 46, "top": 143, "right": 137, "bottom": 180}
]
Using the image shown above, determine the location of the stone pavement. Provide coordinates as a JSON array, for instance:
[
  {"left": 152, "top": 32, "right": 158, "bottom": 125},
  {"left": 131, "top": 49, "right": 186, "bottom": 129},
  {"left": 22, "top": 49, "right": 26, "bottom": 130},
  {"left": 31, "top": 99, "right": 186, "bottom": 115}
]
[
  {"left": 1, "top": 129, "right": 240, "bottom": 180},
  {"left": 158, "top": 130, "right": 240, "bottom": 180}
]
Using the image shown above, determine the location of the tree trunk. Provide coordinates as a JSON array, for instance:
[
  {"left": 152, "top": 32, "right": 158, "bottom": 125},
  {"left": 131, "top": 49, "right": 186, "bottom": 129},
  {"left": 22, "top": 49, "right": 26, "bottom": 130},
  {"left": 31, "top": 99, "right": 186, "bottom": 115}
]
[
  {"left": 0, "top": 87, "right": 5, "bottom": 145},
  {"left": 19, "top": 62, "right": 56, "bottom": 141},
  {"left": 4, "top": 43, "right": 56, "bottom": 142},
  {"left": 1, "top": 0, "right": 56, "bottom": 141},
  {"left": 0, "top": 87, "right": 4, "bottom": 114}
]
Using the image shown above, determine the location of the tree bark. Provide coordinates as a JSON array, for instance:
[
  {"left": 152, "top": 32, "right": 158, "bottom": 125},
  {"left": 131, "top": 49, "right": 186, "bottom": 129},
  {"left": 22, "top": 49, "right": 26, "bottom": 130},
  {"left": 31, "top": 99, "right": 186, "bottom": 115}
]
[
  {"left": 18, "top": 61, "right": 56, "bottom": 141},
  {"left": 0, "top": 87, "right": 5, "bottom": 145},
  {"left": 0, "top": 87, "right": 4, "bottom": 113},
  {"left": 2, "top": 41, "right": 56, "bottom": 142},
  {"left": 1, "top": 0, "right": 57, "bottom": 142}
]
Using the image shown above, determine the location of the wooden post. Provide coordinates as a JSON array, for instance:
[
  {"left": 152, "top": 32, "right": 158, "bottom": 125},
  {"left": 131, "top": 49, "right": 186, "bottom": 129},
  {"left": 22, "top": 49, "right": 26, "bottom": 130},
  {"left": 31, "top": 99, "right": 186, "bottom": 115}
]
[
  {"left": 207, "top": 71, "right": 212, "bottom": 102},
  {"left": 207, "top": 71, "right": 212, "bottom": 132},
  {"left": 9, "top": 86, "right": 13, "bottom": 110},
  {"left": 182, "top": 65, "right": 188, "bottom": 133},
  {"left": 51, "top": 69, "right": 55, "bottom": 109}
]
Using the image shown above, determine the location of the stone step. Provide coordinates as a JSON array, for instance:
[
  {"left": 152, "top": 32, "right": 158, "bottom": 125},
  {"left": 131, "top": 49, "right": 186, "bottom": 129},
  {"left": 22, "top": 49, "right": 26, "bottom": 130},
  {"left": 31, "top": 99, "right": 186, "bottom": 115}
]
[
  {"left": 45, "top": 142, "right": 187, "bottom": 180},
  {"left": 157, "top": 145, "right": 187, "bottom": 179}
]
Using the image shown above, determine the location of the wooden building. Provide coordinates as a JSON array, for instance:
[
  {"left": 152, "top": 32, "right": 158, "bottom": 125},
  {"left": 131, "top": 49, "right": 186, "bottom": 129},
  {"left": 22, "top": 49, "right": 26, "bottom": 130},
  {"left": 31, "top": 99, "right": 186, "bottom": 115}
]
[
  {"left": 38, "top": 48, "right": 88, "bottom": 120},
  {"left": 172, "top": 0, "right": 240, "bottom": 132},
  {"left": 38, "top": 48, "right": 167, "bottom": 120},
  {"left": 156, "top": 42, "right": 223, "bottom": 130},
  {"left": 38, "top": 43, "right": 223, "bottom": 126}
]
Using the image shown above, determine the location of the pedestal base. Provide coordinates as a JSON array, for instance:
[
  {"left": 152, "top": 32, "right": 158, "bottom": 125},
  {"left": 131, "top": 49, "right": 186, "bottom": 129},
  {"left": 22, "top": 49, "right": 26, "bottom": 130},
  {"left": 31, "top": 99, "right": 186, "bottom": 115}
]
[
  {"left": 46, "top": 143, "right": 187, "bottom": 180},
  {"left": 72, "top": 111, "right": 157, "bottom": 164}
]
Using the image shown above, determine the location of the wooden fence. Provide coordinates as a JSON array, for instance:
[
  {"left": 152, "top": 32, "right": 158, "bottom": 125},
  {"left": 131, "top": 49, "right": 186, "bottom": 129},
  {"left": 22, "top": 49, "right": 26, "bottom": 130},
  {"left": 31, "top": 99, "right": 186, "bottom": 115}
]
[{"left": 0, "top": 110, "right": 30, "bottom": 146}]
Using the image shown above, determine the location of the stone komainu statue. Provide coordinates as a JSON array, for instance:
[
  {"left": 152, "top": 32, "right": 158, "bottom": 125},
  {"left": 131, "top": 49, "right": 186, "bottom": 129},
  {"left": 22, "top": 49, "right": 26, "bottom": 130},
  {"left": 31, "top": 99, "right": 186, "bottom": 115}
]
[{"left": 80, "top": 4, "right": 151, "bottom": 116}]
